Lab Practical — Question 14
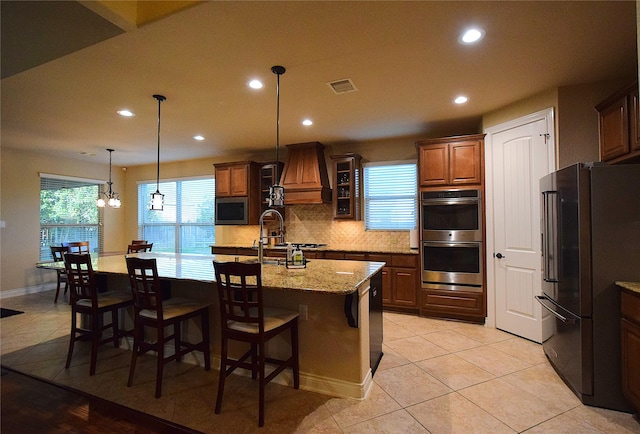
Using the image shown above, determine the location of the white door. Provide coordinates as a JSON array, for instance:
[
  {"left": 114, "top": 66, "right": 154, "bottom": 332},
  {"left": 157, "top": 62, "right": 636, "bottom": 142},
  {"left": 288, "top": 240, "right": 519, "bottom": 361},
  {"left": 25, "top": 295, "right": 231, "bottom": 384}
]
[{"left": 485, "top": 109, "right": 555, "bottom": 343}]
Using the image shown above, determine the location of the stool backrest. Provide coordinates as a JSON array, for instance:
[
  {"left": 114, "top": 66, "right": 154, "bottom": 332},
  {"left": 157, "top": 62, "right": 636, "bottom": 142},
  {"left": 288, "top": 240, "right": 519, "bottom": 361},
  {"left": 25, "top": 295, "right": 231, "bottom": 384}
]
[
  {"left": 131, "top": 240, "right": 148, "bottom": 245},
  {"left": 127, "top": 243, "right": 153, "bottom": 254},
  {"left": 126, "top": 257, "right": 163, "bottom": 318},
  {"left": 213, "top": 261, "right": 264, "bottom": 333},
  {"left": 62, "top": 241, "right": 90, "bottom": 254},
  {"left": 64, "top": 253, "right": 97, "bottom": 305},
  {"left": 51, "top": 245, "right": 69, "bottom": 263}
]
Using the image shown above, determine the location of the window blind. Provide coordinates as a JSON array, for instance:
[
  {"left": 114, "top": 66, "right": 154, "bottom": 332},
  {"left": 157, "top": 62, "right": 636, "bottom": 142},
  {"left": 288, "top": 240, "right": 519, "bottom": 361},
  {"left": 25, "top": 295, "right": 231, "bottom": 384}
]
[
  {"left": 363, "top": 162, "right": 417, "bottom": 230},
  {"left": 137, "top": 177, "right": 215, "bottom": 254}
]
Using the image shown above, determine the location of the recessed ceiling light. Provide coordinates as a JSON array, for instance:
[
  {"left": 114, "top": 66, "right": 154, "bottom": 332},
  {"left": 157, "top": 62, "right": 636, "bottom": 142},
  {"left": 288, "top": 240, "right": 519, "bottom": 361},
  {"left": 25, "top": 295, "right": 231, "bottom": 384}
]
[
  {"left": 302, "top": 119, "right": 313, "bottom": 126},
  {"left": 117, "top": 109, "right": 135, "bottom": 117},
  {"left": 459, "top": 28, "right": 485, "bottom": 44},
  {"left": 193, "top": 135, "right": 205, "bottom": 141},
  {"left": 248, "top": 79, "right": 263, "bottom": 89},
  {"left": 454, "top": 96, "right": 468, "bottom": 104}
]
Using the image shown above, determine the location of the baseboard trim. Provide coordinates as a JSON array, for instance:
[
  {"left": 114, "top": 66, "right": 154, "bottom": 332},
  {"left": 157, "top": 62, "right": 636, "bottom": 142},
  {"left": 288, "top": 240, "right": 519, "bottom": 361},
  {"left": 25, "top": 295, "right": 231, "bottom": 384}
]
[{"left": 1, "top": 283, "right": 56, "bottom": 299}]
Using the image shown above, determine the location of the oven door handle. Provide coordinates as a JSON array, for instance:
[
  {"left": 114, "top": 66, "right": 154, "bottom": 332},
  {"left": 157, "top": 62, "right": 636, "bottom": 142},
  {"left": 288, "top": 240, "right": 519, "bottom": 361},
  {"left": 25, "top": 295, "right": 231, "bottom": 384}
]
[
  {"left": 535, "top": 295, "right": 576, "bottom": 324},
  {"left": 422, "top": 241, "right": 480, "bottom": 248},
  {"left": 422, "top": 198, "right": 479, "bottom": 206}
]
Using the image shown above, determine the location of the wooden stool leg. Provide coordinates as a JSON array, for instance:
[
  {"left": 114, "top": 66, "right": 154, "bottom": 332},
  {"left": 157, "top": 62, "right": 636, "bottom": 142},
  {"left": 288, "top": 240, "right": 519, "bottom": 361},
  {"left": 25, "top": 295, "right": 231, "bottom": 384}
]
[
  {"left": 292, "top": 320, "right": 300, "bottom": 389},
  {"left": 155, "top": 326, "right": 164, "bottom": 398},
  {"left": 65, "top": 311, "right": 77, "bottom": 368},
  {"left": 215, "top": 337, "right": 228, "bottom": 414},
  {"left": 89, "top": 314, "right": 99, "bottom": 376},
  {"left": 54, "top": 274, "right": 62, "bottom": 303},
  {"left": 127, "top": 320, "right": 140, "bottom": 387},
  {"left": 202, "top": 310, "right": 211, "bottom": 371},
  {"left": 258, "top": 341, "right": 266, "bottom": 427}
]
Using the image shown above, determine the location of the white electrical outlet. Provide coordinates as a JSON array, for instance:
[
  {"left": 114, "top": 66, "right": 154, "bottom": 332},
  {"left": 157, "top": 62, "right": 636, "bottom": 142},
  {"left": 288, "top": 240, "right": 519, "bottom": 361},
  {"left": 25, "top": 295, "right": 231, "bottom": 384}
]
[{"left": 299, "top": 304, "right": 308, "bottom": 321}]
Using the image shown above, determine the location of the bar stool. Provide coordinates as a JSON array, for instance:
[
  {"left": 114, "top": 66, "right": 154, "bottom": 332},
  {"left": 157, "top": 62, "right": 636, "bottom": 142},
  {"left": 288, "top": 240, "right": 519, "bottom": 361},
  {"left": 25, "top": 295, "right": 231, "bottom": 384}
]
[
  {"left": 50, "top": 245, "right": 69, "bottom": 303},
  {"left": 213, "top": 260, "right": 300, "bottom": 427},
  {"left": 126, "top": 256, "right": 211, "bottom": 398},
  {"left": 64, "top": 253, "right": 133, "bottom": 376},
  {"left": 62, "top": 241, "right": 90, "bottom": 254},
  {"left": 127, "top": 243, "right": 153, "bottom": 254}
]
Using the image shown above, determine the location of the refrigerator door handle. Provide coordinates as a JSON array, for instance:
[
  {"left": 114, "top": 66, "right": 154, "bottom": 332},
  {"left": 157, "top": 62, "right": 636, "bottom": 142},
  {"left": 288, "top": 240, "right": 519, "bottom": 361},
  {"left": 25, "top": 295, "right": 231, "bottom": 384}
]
[
  {"left": 541, "top": 190, "right": 559, "bottom": 283},
  {"left": 535, "top": 295, "right": 576, "bottom": 324}
]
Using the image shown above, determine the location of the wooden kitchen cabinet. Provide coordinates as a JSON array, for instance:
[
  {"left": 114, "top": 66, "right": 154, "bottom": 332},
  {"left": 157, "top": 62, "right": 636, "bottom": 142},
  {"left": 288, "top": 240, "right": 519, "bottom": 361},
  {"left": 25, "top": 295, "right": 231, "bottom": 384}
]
[
  {"left": 214, "top": 161, "right": 260, "bottom": 197},
  {"left": 596, "top": 82, "right": 640, "bottom": 164},
  {"left": 331, "top": 154, "right": 361, "bottom": 220},
  {"left": 259, "top": 162, "right": 285, "bottom": 219},
  {"left": 370, "top": 253, "right": 419, "bottom": 312},
  {"left": 621, "top": 289, "right": 640, "bottom": 413},
  {"left": 416, "top": 134, "right": 485, "bottom": 187}
]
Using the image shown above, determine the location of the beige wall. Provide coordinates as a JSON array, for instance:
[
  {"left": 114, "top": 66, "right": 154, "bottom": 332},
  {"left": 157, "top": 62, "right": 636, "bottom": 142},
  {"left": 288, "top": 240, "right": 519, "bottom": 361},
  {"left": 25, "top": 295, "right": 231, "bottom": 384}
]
[{"left": 1, "top": 147, "right": 126, "bottom": 292}]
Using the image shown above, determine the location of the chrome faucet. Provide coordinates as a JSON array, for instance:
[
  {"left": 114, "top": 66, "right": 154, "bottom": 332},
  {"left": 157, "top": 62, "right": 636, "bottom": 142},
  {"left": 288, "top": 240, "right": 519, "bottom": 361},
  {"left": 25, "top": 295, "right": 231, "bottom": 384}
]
[{"left": 258, "top": 209, "right": 284, "bottom": 263}]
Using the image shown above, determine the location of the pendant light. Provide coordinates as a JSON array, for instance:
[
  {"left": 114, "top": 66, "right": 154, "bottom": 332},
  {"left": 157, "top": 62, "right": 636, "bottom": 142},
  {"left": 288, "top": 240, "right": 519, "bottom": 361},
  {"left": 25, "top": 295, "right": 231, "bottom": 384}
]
[
  {"left": 268, "top": 65, "right": 286, "bottom": 208},
  {"left": 150, "top": 94, "right": 166, "bottom": 211},
  {"left": 96, "top": 148, "right": 121, "bottom": 208}
]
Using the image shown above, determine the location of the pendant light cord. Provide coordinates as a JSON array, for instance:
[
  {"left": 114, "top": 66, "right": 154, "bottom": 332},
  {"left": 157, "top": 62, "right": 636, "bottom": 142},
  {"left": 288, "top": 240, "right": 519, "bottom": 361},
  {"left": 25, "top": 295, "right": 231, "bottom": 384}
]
[
  {"left": 271, "top": 66, "right": 285, "bottom": 185},
  {"left": 153, "top": 94, "right": 166, "bottom": 192}
]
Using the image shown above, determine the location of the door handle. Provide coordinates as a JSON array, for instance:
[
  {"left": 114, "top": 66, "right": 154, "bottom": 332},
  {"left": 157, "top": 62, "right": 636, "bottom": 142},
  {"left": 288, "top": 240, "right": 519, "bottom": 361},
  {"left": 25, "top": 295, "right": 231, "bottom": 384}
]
[
  {"left": 494, "top": 253, "right": 505, "bottom": 259},
  {"left": 535, "top": 295, "right": 576, "bottom": 324}
]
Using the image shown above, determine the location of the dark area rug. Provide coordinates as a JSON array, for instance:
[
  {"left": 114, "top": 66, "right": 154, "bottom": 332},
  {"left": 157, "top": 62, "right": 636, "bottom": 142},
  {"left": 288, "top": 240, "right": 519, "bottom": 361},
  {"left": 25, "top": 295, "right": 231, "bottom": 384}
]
[{"left": 0, "top": 308, "right": 24, "bottom": 319}]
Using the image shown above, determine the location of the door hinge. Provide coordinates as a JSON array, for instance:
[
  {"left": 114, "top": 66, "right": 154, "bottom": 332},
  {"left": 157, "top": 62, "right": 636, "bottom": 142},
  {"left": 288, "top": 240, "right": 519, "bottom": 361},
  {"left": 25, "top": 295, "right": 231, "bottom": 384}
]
[{"left": 539, "top": 133, "right": 550, "bottom": 144}]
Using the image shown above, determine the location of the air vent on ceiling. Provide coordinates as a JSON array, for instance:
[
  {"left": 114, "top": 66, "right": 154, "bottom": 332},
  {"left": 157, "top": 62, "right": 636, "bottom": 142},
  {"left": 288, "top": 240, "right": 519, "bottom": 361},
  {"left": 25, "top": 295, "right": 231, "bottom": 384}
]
[{"left": 327, "top": 78, "right": 358, "bottom": 94}]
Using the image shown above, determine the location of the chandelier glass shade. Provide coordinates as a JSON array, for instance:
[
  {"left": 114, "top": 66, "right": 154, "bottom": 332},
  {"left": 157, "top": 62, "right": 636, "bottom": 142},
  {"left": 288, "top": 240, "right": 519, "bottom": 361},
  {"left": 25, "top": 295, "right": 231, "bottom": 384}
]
[
  {"left": 268, "top": 65, "right": 286, "bottom": 208},
  {"left": 96, "top": 148, "right": 121, "bottom": 208},
  {"left": 150, "top": 94, "right": 166, "bottom": 211}
]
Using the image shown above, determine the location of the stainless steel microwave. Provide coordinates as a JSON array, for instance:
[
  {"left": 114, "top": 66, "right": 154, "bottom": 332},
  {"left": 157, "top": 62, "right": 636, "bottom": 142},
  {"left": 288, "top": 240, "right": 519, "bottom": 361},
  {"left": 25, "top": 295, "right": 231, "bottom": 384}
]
[{"left": 215, "top": 197, "right": 248, "bottom": 225}]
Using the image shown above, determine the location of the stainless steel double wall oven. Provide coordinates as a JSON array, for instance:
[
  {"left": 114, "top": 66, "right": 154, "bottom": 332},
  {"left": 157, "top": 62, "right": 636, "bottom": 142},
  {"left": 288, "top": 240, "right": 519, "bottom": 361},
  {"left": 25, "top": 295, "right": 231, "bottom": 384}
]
[{"left": 421, "top": 189, "right": 483, "bottom": 287}]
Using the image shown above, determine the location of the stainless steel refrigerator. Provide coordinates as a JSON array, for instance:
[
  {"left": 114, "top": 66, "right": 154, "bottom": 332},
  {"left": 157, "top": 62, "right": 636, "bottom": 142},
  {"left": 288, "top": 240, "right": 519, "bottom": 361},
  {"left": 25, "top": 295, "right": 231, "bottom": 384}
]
[{"left": 537, "top": 162, "right": 640, "bottom": 413}]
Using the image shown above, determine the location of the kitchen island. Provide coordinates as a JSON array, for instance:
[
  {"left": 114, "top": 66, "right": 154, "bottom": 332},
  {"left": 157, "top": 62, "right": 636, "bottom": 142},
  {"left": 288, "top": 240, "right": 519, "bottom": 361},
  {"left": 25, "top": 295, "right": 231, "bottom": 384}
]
[{"left": 38, "top": 252, "right": 385, "bottom": 399}]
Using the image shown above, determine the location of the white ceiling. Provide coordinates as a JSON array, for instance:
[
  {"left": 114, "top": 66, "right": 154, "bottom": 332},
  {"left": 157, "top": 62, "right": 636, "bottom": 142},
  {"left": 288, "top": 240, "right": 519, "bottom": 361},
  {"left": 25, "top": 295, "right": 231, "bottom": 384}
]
[{"left": 1, "top": 1, "right": 637, "bottom": 166}]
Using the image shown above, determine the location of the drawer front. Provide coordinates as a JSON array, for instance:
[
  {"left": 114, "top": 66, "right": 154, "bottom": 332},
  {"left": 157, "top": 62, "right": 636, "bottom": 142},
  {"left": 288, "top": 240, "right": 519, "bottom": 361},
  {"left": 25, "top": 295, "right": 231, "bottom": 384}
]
[
  {"left": 345, "top": 253, "right": 367, "bottom": 261},
  {"left": 368, "top": 254, "right": 392, "bottom": 264},
  {"left": 324, "top": 252, "right": 345, "bottom": 260},
  {"left": 391, "top": 254, "right": 418, "bottom": 268}
]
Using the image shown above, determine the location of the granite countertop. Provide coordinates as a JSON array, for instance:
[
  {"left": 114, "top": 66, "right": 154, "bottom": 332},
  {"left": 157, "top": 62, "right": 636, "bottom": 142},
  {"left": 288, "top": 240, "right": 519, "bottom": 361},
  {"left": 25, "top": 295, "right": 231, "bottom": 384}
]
[
  {"left": 212, "top": 243, "right": 419, "bottom": 255},
  {"left": 616, "top": 281, "right": 640, "bottom": 294},
  {"left": 37, "top": 252, "right": 385, "bottom": 296}
]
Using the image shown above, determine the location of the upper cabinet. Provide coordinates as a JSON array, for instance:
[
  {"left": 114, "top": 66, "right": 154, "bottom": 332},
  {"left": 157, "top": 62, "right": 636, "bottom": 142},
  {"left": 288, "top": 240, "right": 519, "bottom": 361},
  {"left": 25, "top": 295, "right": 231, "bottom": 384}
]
[
  {"left": 596, "top": 81, "right": 640, "bottom": 164},
  {"left": 214, "top": 161, "right": 260, "bottom": 197},
  {"left": 259, "top": 161, "right": 284, "bottom": 219},
  {"left": 416, "top": 134, "right": 485, "bottom": 187},
  {"left": 331, "top": 153, "right": 361, "bottom": 220}
]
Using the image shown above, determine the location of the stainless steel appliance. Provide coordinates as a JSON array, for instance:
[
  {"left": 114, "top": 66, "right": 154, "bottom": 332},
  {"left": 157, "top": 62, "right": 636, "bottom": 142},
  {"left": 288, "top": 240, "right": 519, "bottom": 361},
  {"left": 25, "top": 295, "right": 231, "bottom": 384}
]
[
  {"left": 537, "top": 162, "right": 640, "bottom": 413},
  {"left": 422, "top": 241, "right": 483, "bottom": 286},
  {"left": 421, "top": 189, "right": 483, "bottom": 286},
  {"left": 421, "top": 189, "right": 482, "bottom": 242},
  {"left": 215, "top": 197, "right": 248, "bottom": 225}
]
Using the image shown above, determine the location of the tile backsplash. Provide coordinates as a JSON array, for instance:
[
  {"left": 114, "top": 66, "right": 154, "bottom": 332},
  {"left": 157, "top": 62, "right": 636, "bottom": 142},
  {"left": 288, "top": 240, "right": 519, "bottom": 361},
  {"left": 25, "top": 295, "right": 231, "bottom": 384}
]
[{"left": 215, "top": 204, "right": 410, "bottom": 250}]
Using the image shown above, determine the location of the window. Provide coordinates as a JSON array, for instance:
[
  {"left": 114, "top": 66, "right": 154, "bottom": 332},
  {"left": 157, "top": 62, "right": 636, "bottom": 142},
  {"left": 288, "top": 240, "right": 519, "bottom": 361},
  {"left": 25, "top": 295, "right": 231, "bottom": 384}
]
[
  {"left": 138, "top": 177, "right": 215, "bottom": 254},
  {"left": 363, "top": 161, "right": 417, "bottom": 230},
  {"left": 40, "top": 174, "right": 102, "bottom": 260}
]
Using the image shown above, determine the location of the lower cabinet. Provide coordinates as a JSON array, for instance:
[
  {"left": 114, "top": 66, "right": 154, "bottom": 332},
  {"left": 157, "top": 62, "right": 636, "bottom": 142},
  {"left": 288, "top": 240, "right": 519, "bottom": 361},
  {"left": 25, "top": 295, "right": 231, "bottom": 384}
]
[
  {"left": 370, "top": 254, "right": 419, "bottom": 312},
  {"left": 419, "top": 286, "right": 485, "bottom": 324},
  {"left": 621, "top": 290, "right": 640, "bottom": 413},
  {"left": 212, "top": 246, "right": 419, "bottom": 312}
]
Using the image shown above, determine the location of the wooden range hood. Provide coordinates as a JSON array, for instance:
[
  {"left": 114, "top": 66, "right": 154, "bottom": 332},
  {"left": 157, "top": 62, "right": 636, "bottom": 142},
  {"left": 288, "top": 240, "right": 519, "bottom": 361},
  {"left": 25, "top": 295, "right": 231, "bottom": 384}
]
[{"left": 279, "top": 142, "right": 332, "bottom": 204}]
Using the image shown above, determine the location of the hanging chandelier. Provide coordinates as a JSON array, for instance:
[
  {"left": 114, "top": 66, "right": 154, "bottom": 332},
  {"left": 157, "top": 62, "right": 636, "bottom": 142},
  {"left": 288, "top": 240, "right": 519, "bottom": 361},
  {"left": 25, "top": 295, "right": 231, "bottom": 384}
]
[
  {"left": 269, "top": 65, "right": 286, "bottom": 208},
  {"left": 96, "top": 148, "right": 121, "bottom": 208},
  {"left": 150, "top": 94, "right": 166, "bottom": 211}
]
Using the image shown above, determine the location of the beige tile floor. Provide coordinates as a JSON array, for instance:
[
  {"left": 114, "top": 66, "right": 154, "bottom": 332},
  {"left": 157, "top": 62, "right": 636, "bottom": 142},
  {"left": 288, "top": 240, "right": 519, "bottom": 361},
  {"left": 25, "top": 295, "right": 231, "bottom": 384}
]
[{"left": 1, "top": 291, "right": 638, "bottom": 433}]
